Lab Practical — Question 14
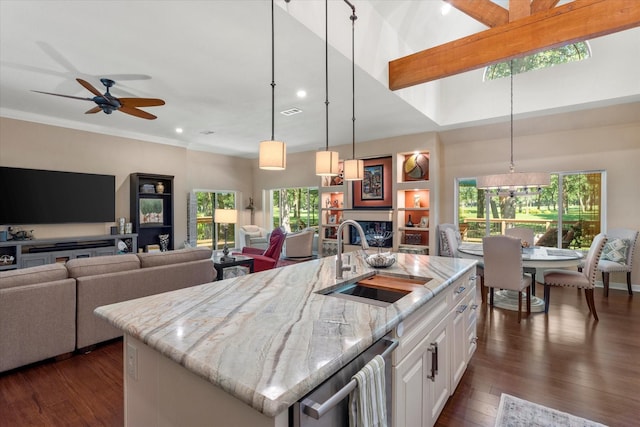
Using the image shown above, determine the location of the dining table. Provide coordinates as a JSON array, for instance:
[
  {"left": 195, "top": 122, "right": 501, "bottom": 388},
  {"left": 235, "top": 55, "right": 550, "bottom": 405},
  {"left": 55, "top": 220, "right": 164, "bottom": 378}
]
[{"left": 457, "top": 242, "right": 584, "bottom": 312}]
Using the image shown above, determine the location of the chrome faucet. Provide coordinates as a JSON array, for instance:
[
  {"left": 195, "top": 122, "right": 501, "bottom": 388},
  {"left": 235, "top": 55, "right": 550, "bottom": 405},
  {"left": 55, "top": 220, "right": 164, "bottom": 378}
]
[{"left": 336, "top": 219, "right": 370, "bottom": 279}]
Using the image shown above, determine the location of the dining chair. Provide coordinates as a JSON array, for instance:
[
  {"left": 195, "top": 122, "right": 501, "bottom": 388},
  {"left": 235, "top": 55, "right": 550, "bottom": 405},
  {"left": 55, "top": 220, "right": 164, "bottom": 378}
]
[
  {"left": 587, "top": 228, "right": 637, "bottom": 297},
  {"left": 505, "top": 227, "right": 535, "bottom": 247},
  {"left": 543, "top": 233, "right": 607, "bottom": 321},
  {"left": 483, "top": 235, "right": 532, "bottom": 323},
  {"left": 505, "top": 227, "right": 537, "bottom": 295}
]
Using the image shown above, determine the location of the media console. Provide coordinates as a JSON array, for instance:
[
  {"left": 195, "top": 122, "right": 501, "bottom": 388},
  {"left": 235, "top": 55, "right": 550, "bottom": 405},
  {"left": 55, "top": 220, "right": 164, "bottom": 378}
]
[{"left": 0, "top": 234, "right": 138, "bottom": 270}]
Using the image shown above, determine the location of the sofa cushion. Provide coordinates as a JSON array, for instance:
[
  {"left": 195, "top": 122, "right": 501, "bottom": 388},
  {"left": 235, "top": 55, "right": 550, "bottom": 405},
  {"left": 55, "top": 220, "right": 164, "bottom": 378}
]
[
  {"left": 66, "top": 254, "right": 140, "bottom": 278},
  {"left": 137, "top": 247, "right": 212, "bottom": 268},
  {"left": 0, "top": 263, "right": 68, "bottom": 290}
]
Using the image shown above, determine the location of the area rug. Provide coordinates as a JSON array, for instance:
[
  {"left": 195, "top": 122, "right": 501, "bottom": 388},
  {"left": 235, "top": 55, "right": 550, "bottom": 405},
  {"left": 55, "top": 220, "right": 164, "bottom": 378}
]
[{"left": 495, "top": 393, "right": 607, "bottom": 427}]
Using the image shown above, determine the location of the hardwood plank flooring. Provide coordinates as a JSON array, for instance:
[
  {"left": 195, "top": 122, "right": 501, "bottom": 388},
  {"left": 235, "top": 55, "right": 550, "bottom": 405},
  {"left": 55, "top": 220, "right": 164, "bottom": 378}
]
[{"left": 1, "top": 284, "right": 638, "bottom": 426}]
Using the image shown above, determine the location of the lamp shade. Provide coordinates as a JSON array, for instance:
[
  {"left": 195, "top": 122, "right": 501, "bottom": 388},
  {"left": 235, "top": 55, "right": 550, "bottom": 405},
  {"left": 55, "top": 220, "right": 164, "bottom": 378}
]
[
  {"left": 214, "top": 208, "right": 237, "bottom": 224},
  {"left": 343, "top": 158, "right": 364, "bottom": 181},
  {"left": 315, "top": 151, "right": 340, "bottom": 176},
  {"left": 259, "top": 140, "right": 286, "bottom": 170},
  {"left": 476, "top": 171, "right": 550, "bottom": 190}
]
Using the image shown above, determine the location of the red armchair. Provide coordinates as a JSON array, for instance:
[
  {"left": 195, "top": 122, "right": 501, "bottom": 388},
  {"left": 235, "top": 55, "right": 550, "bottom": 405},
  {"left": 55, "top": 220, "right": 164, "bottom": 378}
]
[{"left": 234, "top": 227, "right": 286, "bottom": 272}]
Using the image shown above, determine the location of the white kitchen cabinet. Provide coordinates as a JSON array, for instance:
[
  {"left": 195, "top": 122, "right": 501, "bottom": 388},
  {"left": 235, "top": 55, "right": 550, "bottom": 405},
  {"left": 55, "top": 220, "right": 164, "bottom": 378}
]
[{"left": 392, "top": 269, "right": 476, "bottom": 427}]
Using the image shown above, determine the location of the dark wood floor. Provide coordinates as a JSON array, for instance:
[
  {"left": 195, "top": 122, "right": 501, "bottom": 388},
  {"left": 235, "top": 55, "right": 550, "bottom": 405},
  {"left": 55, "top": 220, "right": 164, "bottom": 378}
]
[{"left": 1, "top": 283, "right": 639, "bottom": 427}]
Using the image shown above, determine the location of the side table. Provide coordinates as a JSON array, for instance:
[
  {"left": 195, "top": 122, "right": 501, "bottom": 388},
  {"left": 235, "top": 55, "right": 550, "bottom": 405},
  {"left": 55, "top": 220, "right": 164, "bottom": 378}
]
[{"left": 213, "top": 255, "right": 254, "bottom": 281}]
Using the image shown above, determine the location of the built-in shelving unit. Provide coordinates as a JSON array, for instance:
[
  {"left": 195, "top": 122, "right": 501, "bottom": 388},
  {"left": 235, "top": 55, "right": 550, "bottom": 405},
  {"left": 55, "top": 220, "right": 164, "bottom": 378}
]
[
  {"left": 130, "top": 173, "right": 174, "bottom": 252},
  {"left": 317, "top": 147, "right": 437, "bottom": 256},
  {"left": 396, "top": 151, "right": 431, "bottom": 254}
]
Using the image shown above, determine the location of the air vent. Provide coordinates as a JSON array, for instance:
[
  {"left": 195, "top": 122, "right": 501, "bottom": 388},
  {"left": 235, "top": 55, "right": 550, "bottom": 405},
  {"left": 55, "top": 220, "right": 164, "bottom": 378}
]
[{"left": 280, "top": 108, "right": 302, "bottom": 116}]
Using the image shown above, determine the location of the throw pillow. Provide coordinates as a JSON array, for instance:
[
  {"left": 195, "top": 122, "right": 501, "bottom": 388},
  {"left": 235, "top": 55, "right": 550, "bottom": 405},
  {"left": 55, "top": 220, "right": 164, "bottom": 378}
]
[
  {"left": 602, "top": 238, "right": 629, "bottom": 264},
  {"left": 440, "top": 230, "right": 452, "bottom": 256}
]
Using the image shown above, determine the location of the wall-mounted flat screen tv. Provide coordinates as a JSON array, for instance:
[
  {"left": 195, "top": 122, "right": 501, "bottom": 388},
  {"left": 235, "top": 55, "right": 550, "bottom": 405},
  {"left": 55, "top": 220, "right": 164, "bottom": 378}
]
[{"left": 0, "top": 167, "right": 115, "bottom": 225}]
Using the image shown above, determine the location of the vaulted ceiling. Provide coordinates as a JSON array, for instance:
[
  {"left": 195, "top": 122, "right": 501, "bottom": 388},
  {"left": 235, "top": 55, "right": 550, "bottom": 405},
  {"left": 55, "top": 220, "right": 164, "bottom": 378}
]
[{"left": 1, "top": 1, "right": 638, "bottom": 158}]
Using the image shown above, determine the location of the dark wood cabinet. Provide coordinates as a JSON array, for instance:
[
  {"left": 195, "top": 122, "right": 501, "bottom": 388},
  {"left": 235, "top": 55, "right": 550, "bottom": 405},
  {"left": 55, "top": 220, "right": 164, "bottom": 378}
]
[{"left": 130, "top": 173, "right": 174, "bottom": 251}]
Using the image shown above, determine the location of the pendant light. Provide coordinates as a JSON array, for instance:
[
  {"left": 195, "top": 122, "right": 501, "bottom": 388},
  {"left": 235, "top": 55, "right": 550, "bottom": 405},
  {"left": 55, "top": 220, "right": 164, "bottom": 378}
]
[
  {"left": 315, "top": 0, "right": 340, "bottom": 177},
  {"left": 259, "top": 0, "right": 286, "bottom": 170},
  {"left": 476, "top": 60, "right": 549, "bottom": 196},
  {"left": 342, "top": 0, "right": 363, "bottom": 181}
]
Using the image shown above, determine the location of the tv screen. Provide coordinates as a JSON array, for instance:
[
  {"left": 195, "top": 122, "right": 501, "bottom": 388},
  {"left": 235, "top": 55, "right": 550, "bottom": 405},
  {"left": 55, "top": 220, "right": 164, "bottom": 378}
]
[{"left": 0, "top": 167, "right": 115, "bottom": 225}]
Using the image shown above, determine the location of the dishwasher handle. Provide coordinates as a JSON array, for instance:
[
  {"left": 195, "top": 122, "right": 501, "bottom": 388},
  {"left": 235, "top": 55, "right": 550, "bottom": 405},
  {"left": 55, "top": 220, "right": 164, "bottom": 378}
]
[{"left": 301, "top": 338, "right": 398, "bottom": 420}]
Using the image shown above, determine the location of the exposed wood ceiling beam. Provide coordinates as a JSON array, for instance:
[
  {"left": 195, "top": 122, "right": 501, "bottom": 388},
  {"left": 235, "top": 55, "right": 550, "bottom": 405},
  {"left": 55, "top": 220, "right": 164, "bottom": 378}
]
[
  {"left": 531, "top": 0, "right": 561, "bottom": 14},
  {"left": 389, "top": 0, "right": 640, "bottom": 91},
  {"left": 444, "top": 0, "right": 509, "bottom": 27}
]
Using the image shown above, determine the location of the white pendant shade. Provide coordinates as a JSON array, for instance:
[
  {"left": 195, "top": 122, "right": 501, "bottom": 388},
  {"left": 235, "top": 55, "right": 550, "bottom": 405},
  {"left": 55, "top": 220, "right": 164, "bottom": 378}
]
[
  {"left": 259, "top": 140, "right": 286, "bottom": 170},
  {"left": 343, "top": 159, "right": 364, "bottom": 181},
  {"left": 315, "top": 151, "right": 340, "bottom": 176},
  {"left": 214, "top": 208, "right": 237, "bottom": 224},
  {"left": 476, "top": 171, "right": 550, "bottom": 190}
]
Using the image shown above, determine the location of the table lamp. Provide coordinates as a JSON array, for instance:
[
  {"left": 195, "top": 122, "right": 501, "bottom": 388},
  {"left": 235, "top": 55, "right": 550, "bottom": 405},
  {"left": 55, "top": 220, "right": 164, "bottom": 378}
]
[{"left": 215, "top": 208, "right": 237, "bottom": 261}]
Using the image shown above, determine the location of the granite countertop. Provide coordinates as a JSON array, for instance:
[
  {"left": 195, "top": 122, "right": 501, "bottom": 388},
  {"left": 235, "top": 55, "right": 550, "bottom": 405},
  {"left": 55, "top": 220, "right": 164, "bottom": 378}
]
[{"left": 95, "top": 251, "right": 476, "bottom": 417}]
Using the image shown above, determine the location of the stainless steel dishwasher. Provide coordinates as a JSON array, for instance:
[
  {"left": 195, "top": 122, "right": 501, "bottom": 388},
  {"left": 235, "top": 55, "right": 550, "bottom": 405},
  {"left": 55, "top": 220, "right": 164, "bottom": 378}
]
[{"left": 292, "top": 334, "right": 398, "bottom": 427}]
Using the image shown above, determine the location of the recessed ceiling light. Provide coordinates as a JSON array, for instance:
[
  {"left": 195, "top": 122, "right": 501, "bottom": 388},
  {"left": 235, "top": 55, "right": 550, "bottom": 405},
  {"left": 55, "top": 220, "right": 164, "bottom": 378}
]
[
  {"left": 280, "top": 108, "right": 303, "bottom": 116},
  {"left": 175, "top": 127, "right": 183, "bottom": 134},
  {"left": 297, "top": 90, "right": 307, "bottom": 98}
]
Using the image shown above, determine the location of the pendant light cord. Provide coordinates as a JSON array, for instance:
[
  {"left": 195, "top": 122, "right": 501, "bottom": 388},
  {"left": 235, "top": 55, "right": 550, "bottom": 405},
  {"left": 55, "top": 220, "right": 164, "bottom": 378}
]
[
  {"left": 509, "top": 59, "right": 514, "bottom": 173},
  {"left": 325, "top": 0, "right": 329, "bottom": 151},
  {"left": 270, "top": 0, "right": 276, "bottom": 141},
  {"left": 345, "top": 0, "right": 357, "bottom": 160}
]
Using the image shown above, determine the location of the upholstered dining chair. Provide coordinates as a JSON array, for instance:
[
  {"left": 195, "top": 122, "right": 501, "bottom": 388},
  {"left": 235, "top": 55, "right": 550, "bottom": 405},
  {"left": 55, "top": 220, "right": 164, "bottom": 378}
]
[
  {"left": 505, "top": 227, "right": 535, "bottom": 248},
  {"left": 505, "top": 227, "right": 537, "bottom": 295},
  {"left": 543, "top": 233, "right": 607, "bottom": 321},
  {"left": 234, "top": 227, "right": 286, "bottom": 272},
  {"left": 483, "top": 235, "right": 532, "bottom": 323},
  {"left": 588, "top": 228, "right": 638, "bottom": 297}
]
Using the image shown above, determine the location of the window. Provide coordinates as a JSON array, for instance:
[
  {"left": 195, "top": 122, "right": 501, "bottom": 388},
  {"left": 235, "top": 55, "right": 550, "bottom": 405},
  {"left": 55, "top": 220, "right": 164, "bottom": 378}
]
[
  {"left": 193, "top": 191, "right": 237, "bottom": 250},
  {"left": 269, "top": 187, "right": 319, "bottom": 232},
  {"left": 456, "top": 171, "right": 604, "bottom": 249},
  {"left": 484, "top": 42, "right": 591, "bottom": 81}
]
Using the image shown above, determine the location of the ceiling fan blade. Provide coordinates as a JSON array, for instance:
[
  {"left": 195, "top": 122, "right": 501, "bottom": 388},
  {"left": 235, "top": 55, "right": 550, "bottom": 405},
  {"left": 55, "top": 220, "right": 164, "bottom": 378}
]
[
  {"left": 119, "top": 105, "right": 157, "bottom": 120},
  {"left": 76, "top": 78, "right": 103, "bottom": 97},
  {"left": 119, "top": 98, "right": 166, "bottom": 107},
  {"left": 32, "top": 90, "right": 93, "bottom": 101},
  {"left": 85, "top": 106, "right": 102, "bottom": 114}
]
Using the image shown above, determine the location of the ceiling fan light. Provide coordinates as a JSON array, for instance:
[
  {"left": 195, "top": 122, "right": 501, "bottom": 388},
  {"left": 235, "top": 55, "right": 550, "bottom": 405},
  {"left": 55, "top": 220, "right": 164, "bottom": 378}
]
[
  {"left": 259, "top": 140, "right": 286, "bottom": 170},
  {"left": 315, "top": 150, "right": 340, "bottom": 176},
  {"left": 343, "top": 158, "right": 364, "bottom": 181}
]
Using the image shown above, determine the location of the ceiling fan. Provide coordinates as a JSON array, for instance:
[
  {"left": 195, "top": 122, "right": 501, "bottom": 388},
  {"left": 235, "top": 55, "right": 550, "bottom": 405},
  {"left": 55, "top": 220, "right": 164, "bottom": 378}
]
[{"left": 33, "top": 78, "right": 165, "bottom": 120}]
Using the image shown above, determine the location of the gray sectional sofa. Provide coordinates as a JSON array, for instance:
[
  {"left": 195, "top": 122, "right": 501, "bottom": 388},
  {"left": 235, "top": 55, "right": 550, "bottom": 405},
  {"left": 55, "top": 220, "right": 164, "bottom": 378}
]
[{"left": 0, "top": 247, "right": 214, "bottom": 373}]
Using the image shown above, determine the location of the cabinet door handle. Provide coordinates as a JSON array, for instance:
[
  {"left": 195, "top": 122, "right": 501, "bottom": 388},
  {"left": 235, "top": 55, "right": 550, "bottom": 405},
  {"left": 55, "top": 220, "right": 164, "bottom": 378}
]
[
  {"left": 471, "top": 336, "right": 479, "bottom": 344},
  {"left": 457, "top": 304, "right": 468, "bottom": 314},
  {"left": 471, "top": 304, "right": 478, "bottom": 311},
  {"left": 455, "top": 286, "right": 466, "bottom": 295},
  {"left": 426, "top": 342, "right": 438, "bottom": 382}
]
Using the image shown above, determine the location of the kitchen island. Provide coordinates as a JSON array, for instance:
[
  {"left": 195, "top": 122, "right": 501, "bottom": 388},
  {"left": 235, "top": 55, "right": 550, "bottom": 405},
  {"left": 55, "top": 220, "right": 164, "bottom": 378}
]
[{"left": 95, "top": 251, "right": 476, "bottom": 426}]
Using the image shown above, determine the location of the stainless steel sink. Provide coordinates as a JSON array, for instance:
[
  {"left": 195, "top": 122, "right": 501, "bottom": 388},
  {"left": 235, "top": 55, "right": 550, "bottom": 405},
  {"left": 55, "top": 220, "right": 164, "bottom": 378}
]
[{"left": 319, "top": 273, "right": 431, "bottom": 307}]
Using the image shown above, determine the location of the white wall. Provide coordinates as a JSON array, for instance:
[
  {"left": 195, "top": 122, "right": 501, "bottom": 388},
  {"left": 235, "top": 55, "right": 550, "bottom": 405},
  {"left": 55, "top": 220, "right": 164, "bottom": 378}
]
[{"left": 0, "top": 117, "right": 252, "bottom": 246}]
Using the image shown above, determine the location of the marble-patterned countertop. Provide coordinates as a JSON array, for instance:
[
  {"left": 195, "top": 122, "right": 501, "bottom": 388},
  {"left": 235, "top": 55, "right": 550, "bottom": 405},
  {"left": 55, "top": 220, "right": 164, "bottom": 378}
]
[{"left": 95, "top": 252, "right": 476, "bottom": 417}]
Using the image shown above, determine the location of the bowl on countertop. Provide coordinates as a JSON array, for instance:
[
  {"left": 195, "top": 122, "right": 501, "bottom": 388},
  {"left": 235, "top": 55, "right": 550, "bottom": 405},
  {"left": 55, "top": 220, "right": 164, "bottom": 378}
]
[{"left": 365, "top": 252, "right": 396, "bottom": 268}]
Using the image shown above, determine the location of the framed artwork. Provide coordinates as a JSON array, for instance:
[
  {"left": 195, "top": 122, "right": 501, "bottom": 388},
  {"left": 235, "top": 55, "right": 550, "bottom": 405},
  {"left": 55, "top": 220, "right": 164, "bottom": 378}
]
[
  {"left": 361, "top": 164, "right": 384, "bottom": 200},
  {"left": 328, "top": 214, "right": 337, "bottom": 224},
  {"left": 420, "top": 216, "right": 429, "bottom": 228},
  {"left": 140, "top": 198, "right": 164, "bottom": 224},
  {"left": 352, "top": 156, "right": 392, "bottom": 209}
]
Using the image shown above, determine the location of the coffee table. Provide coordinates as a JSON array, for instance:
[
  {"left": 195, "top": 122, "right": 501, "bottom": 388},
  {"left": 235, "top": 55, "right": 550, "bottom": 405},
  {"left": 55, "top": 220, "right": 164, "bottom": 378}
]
[{"left": 213, "top": 254, "right": 254, "bottom": 281}]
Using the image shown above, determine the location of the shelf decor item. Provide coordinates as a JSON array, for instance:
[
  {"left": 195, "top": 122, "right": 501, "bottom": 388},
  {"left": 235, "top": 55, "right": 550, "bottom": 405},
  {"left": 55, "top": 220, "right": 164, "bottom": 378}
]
[
  {"left": 155, "top": 182, "right": 165, "bottom": 194},
  {"left": 140, "top": 199, "right": 164, "bottom": 224},
  {"left": 352, "top": 156, "right": 392, "bottom": 209},
  {"left": 159, "top": 234, "right": 170, "bottom": 252},
  {"left": 420, "top": 216, "right": 429, "bottom": 228},
  {"left": 405, "top": 233, "right": 422, "bottom": 245},
  {"left": 405, "top": 215, "right": 414, "bottom": 227},
  {"left": 403, "top": 152, "right": 429, "bottom": 181}
]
